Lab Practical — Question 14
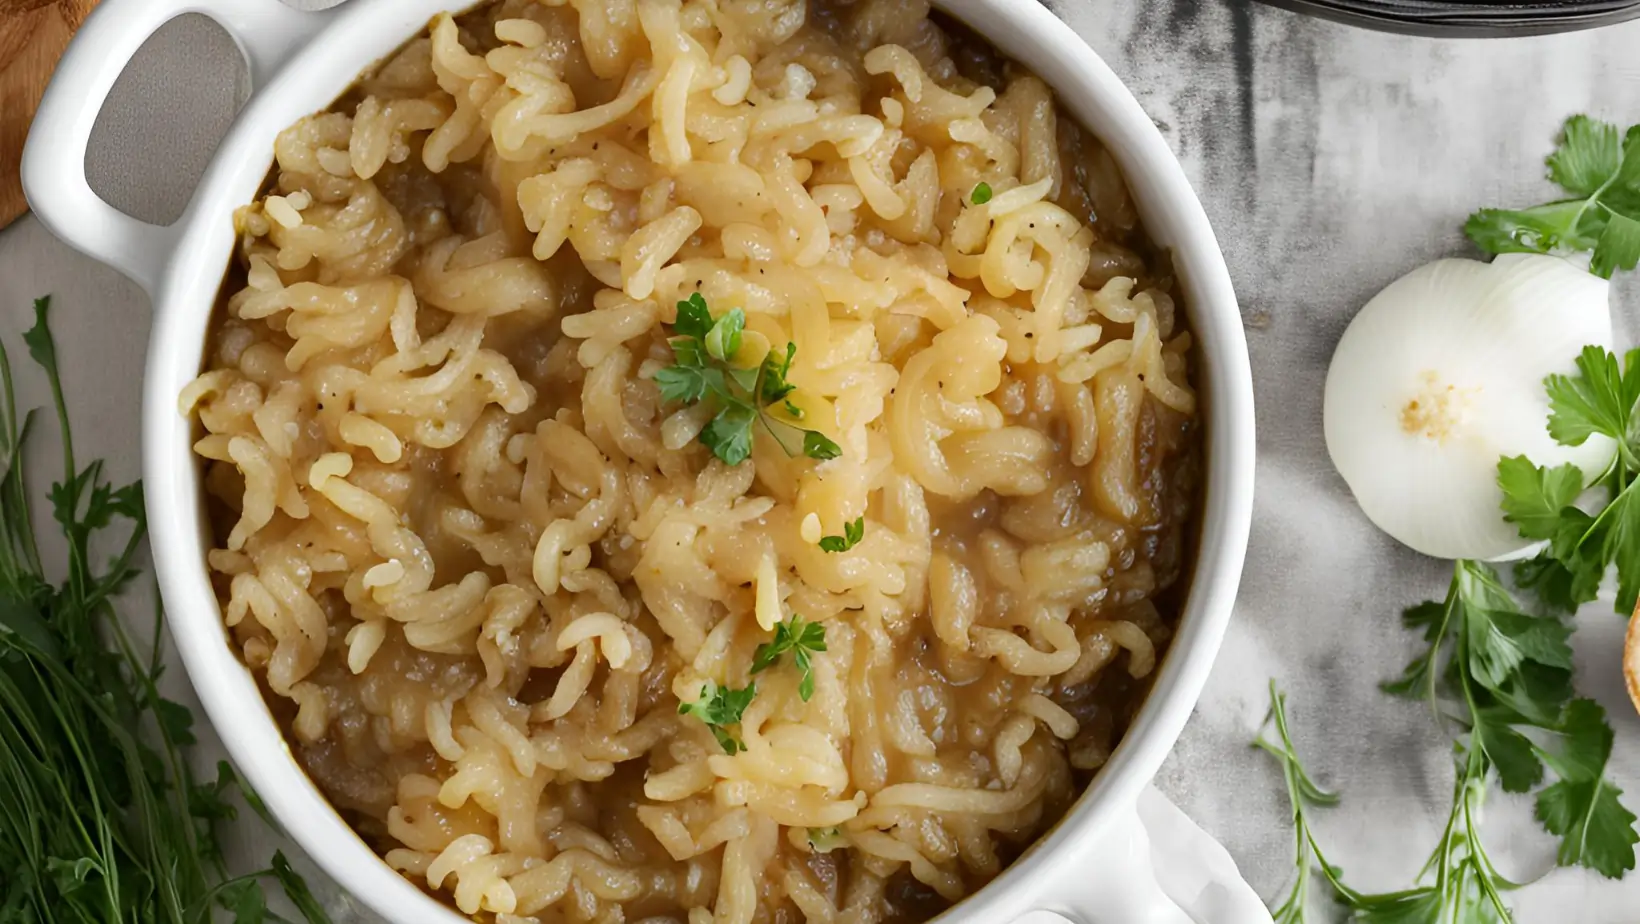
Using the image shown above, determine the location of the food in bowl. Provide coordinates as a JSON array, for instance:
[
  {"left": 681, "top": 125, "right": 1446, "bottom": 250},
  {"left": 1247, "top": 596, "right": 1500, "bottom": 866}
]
[{"left": 179, "top": 0, "right": 1201, "bottom": 920}]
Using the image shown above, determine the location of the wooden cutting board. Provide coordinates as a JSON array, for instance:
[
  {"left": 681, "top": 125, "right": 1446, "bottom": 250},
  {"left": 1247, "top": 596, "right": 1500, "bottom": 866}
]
[{"left": 0, "top": 0, "right": 101, "bottom": 231}]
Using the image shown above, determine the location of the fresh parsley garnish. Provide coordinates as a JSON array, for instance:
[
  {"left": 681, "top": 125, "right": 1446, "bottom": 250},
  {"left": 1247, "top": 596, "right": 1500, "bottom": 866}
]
[
  {"left": 1500, "top": 345, "right": 1640, "bottom": 613},
  {"left": 818, "top": 516, "right": 864, "bottom": 553},
  {"left": 1465, "top": 114, "right": 1640, "bottom": 278},
  {"left": 750, "top": 615, "right": 827, "bottom": 701},
  {"left": 970, "top": 182, "right": 993, "bottom": 205},
  {"left": 673, "top": 290, "right": 715, "bottom": 338},
  {"left": 677, "top": 679, "right": 756, "bottom": 754},
  {"left": 655, "top": 293, "right": 842, "bottom": 466},
  {"left": 761, "top": 341, "right": 797, "bottom": 403}
]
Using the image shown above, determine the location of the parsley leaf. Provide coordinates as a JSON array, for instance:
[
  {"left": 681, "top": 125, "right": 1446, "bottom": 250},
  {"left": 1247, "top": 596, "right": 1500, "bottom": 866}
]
[
  {"left": 1592, "top": 212, "right": 1640, "bottom": 277},
  {"left": 818, "top": 516, "right": 865, "bottom": 553},
  {"left": 1547, "top": 345, "right": 1630, "bottom": 446},
  {"left": 1544, "top": 698, "right": 1617, "bottom": 784},
  {"left": 656, "top": 296, "right": 843, "bottom": 466},
  {"left": 1498, "top": 456, "right": 1584, "bottom": 539},
  {"left": 751, "top": 615, "right": 827, "bottom": 701},
  {"left": 1267, "top": 606, "right": 1613, "bottom": 924},
  {"left": 654, "top": 363, "right": 723, "bottom": 405},
  {"left": 0, "top": 300, "right": 333, "bottom": 924},
  {"left": 1534, "top": 700, "right": 1639, "bottom": 879},
  {"left": 1514, "top": 547, "right": 1601, "bottom": 614},
  {"left": 222, "top": 878, "right": 268, "bottom": 924},
  {"left": 1548, "top": 115, "right": 1623, "bottom": 195},
  {"left": 702, "top": 403, "right": 757, "bottom": 467},
  {"left": 1473, "top": 707, "right": 1544, "bottom": 793},
  {"left": 1462, "top": 598, "right": 1572, "bottom": 690},
  {"left": 1539, "top": 778, "right": 1640, "bottom": 879},
  {"left": 704, "top": 308, "right": 745, "bottom": 363},
  {"left": 674, "top": 291, "right": 714, "bottom": 339},
  {"left": 760, "top": 342, "right": 797, "bottom": 404},
  {"left": 1381, "top": 600, "right": 1449, "bottom": 700},
  {"left": 678, "top": 680, "right": 756, "bottom": 753},
  {"left": 1465, "top": 116, "right": 1640, "bottom": 279}
]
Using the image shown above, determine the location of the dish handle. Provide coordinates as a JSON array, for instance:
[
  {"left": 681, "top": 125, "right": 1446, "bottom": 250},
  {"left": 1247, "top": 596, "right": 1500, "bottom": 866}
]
[
  {"left": 21, "top": 0, "right": 335, "bottom": 295},
  {"left": 1014, "top": 786, "right": 1273, "bottom": 924}
]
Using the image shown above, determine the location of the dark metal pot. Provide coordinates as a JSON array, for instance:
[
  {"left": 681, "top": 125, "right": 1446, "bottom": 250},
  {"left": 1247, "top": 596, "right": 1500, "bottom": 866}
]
[{"left": 1256, "top": 0, "right": 1640, "bottom": 36}]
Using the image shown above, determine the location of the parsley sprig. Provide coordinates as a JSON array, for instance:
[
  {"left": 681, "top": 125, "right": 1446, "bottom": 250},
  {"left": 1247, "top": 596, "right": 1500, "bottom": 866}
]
[
  {"left": 818, "top": 516, "right": 864, "bottom": 553},
  {"left": 1259, "top": 563, "right": 1640, "bottom": 923},
  {"left": 1384, "top": 561, "right": 1636, "bottom": 883},
  {"left": 654, "top": 293, "right": 842, "bottom": 466},
  {"left": 1502, "top": 345, "right": 1640, "bottom": 614},
  {"left": 1257, "top": 680, "right": 1520, "bottom": 923},
  {"left": 1466, "top": 114, "right": 1640, "bottom": 278},
  {"left": 751, "top": 615, "right": 827, "bottom": 701},
  {"left": 1254, "top": 682, "right": 1349, "bottom": 924},
  {"left": 677, "top": 679, "right": 756, "bottom": 754}
]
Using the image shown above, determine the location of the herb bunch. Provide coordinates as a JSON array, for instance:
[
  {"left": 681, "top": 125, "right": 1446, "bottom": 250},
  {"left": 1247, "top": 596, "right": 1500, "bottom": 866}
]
[
  {"left": 0, "top": 299, "right": 332, "bottom": 924},
  {"left": 1259, "top": 345, "right": 1640, "bottom": 922},
  {"left": 1466, "top": 114, "right": 1640, "bottom": 279},
  {"left": 655, "top": 293, "right": 841, "bottom": 466}
]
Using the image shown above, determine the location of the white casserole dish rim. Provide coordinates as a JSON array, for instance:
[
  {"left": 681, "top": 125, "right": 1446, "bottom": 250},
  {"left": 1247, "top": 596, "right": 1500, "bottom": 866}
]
[{"left": 23, "top": 0, "right": 1258, "bottom": 920}]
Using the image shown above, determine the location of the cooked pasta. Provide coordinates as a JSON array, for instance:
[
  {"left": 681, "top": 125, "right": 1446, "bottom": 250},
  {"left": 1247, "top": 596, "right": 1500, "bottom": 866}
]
[{"left": 183, "top": 1, "right": 1201, "bottom": 921}]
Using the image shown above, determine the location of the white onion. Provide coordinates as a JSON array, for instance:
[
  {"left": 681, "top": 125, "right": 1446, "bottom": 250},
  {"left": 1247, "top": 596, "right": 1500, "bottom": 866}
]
[{"left": 1324, "top": 253, "right": 1616, "bottom": 561}]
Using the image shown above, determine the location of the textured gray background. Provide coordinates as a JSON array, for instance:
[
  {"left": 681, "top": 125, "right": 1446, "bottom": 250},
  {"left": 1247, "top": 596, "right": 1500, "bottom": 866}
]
[{"left": 3, "top": 0, "right": 1639, "bottom": 920}]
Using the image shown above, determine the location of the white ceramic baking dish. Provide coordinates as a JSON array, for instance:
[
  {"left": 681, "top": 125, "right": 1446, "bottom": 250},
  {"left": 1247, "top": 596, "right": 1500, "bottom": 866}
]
[{"left": 23, "top": 0, "right": 1264, "bottom": 921}]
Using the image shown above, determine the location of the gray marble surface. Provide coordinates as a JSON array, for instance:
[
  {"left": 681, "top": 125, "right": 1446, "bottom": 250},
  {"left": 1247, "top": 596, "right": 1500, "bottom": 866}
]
[{"left": 4, "top": 1, "right": 1639, "bottom": 920}]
